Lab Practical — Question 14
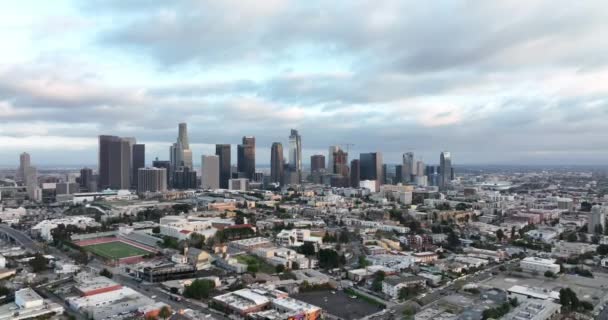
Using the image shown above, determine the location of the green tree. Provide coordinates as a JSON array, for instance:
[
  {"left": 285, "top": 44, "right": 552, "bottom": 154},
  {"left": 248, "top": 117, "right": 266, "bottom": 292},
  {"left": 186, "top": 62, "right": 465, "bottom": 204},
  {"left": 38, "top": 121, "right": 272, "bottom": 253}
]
[
  {"left": 29, "top": 253, "right": 48, "bottom": 272},
  {"left": 339, "top": 230, "right": 350, "bottom": 243},
  {"left": 559, "top": 288, "right": 579, "bottom": 311},
  {"left": 183, "top": 279, "right": 216, "bottom": 299},
  {"left": 158, "top": 305, "right": 172, "bottom": 320},
  {"left": 318, "top": 249, "right": 341, "bottom": 269},
  {"left": 152, "top": 226, "right": 160, "bottom": 234},
  {"left": 597, "top": 244, "right": 608, "bottom": 255},
  {"left": 580, "top": 201, "right": 592, "bottom": 212},
  {"left": 544, "top": 271, "right": 555, "bottom": 278},
  {"left": 496, "top": 229, "right": 504, "bottom": 242},
  {"left": 358, "top": 255, "right": 371, "bottom": 268},
  {"left": 455, "top": 203, "right": 468, "bottom": 211},
  {"left": 247, "top": 264, "right": 259, "bottom": 273},
  {"left": 275, "top": 264, "right": 285, "bottom": 273},
  {"left": 100, "top": 268, "right": 113, "bottom": 279},
  {"left": 371, "top": 271, "right": 385, "bottom": 292},
  {"left": 299, "top": 242, "right": 316, "bottom": 256}
]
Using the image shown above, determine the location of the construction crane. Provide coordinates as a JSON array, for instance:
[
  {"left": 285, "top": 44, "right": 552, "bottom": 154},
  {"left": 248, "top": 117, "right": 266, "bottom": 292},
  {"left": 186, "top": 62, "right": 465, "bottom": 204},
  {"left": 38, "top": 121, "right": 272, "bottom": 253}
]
[{"left": 342, "top": 143, "right": 355, "bottom": 154}]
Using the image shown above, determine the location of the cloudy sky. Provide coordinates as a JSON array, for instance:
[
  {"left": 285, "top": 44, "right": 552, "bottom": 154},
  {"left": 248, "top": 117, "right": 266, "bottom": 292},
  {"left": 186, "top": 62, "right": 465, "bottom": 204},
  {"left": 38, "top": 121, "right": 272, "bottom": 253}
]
[{"left": 1, "top": 0, "right": 608, "bottom": 167}]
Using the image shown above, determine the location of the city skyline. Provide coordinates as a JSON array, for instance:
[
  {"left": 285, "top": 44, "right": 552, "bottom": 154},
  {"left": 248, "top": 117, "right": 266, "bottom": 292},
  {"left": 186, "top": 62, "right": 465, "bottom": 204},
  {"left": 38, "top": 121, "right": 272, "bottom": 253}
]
[{"left": 2, "top": 1, "right": 608, "bottom": 166}]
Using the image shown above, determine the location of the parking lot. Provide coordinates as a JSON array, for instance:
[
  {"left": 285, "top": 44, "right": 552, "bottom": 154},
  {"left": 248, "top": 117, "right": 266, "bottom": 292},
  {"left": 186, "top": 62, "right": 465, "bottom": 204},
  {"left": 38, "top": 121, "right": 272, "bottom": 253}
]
[{"left": 294, "top": 290, "right": 383, "bottom": 320}]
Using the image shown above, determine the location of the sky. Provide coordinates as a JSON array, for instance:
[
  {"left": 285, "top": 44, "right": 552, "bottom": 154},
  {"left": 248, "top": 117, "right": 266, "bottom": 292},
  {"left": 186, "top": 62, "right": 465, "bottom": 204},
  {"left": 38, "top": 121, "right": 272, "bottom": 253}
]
[{"left": 1, "top": 0, "right": 608, "bottom": 167}]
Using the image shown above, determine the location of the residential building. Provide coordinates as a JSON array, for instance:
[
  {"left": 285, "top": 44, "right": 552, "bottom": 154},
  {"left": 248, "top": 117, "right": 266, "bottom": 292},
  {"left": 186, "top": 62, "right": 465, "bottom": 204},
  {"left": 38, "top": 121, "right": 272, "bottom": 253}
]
[
  {"left": 137, "top": 167, "right": 167, "bottom": 193},
  {"left": 382, "top": 274, "right": 426, "bottom": 299}
]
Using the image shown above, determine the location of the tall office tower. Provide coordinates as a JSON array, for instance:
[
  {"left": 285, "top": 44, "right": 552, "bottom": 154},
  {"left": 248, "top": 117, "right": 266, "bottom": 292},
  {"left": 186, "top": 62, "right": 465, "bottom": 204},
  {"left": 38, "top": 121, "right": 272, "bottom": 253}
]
[
  {"left": 395, "top": 165, "right": 403, "bottom": 183},
  {"left": 152, "top": 158, "right": 171, "bottom": 188},
  {"left": 360, "top": 152, "right": 383, "bottom": 189},
  {"left": 440, "top": 151, "right": 452, "bottom": 190},
  {"left": 311, "top": 155, "right": 325, "bottom": 173},
  {"left": 172, "top": 166, "right": 197, "bottom": 189},
  {"left": 425, "top": 165, "right": 440, "bottom": 187},
  {"left": 24, "top": 165, "right": 38, "bottom": 193},
  {"left": 288, "top": 129, "right": 302, "bottom": 182},
  {"left": 237, "top": 136, "right": 256, "bottom": 179},
  {"left": 216, "top": 144, "right": 231, "bottom": 189},
  {"left": 333, "top": 149, "right": 349, "bottom": 177},
  {"left": 178, "top": 122, "right": 189, "bottom": 149},
  {"left": 132, "top": 144, "right": 145, "bottom": 188},
  {"left": 270, "top": 142, "right": 284, "bottom": 184},
  {"left": 98, "top": 135, "right": 131, "bottom": 190},
  {"left": 350, "top": 159, "right": 360, "bottom": 188},
  {"left": 171, "top": 123, "right": 192, "bottom": 171},
  {"left": 18, "top": 152, "right": 31, "bottom": 182},
  {"left": 79, "top": 167, "right": 93, "bottom": 191},
  {"left": 589, "top": 205, "right": 606, "bottom": 234},
  {"left": 402, "top": 152, "right": 414, "bottom": 183},
  {"left": 416, "top": 160, "right": 425, "bottom": 177},
  {"left": 328, "top": 146, "right": 341, "bottom": 173},
  {"left": 137, "top": 167, "right": 167, "bottom": 194},
  {"left": 201, "top": 155, "right": 220, "bottom": 189}
]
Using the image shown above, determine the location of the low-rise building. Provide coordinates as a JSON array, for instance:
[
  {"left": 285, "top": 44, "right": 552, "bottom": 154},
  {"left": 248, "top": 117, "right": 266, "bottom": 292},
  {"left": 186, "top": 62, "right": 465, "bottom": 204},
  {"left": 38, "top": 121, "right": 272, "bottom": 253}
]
[
  {"left": 276, "top": 229, "right": 322, "bottom": 247},
  {"left": 520, "top": 257, "right": 560, "bottom": 274},
  {"left": 0, "top": 288, "right": 64, "bottom": 320},
  {"left": 382, "top": 274, "right": 426, "bottom": 299},
  {"left": 504, "top": 299, "right": 561, "bottom": 320}
]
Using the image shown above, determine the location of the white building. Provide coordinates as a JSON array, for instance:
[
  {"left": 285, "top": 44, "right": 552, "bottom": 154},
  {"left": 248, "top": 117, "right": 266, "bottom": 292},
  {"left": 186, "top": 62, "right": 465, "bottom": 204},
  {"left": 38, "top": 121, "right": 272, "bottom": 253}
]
[
  {"left": 520, "top": 257, "right": 560, "bottom": 274},
  {"left": 276, "top": 229, "right": 322, "bottom": 247},
  {"left": 588, "top": 205, "right": 605, "bottom": 234},
  {"left": 552, "top": 241, "right": 597, "bottom": 258},
  {"left": 382, "top": 274, "right": 426, "bottom": 299},
  {"left": 359, "top": 180, "right": 378, "bottom": 193},
  {"left": 504, "top": 300, "right": 561, "bottom": 320},
  {"left": 31, "top": 216, "right": 100, "bottom": 242},
  {"left": 0, "top": 254, "right": 5, "bottom": 269},
  {"left": 159, "top": 215, "right": 229, "bottom": 241},
  {"left": 0, "top": 288, "right": 64, "bottom": 320}
]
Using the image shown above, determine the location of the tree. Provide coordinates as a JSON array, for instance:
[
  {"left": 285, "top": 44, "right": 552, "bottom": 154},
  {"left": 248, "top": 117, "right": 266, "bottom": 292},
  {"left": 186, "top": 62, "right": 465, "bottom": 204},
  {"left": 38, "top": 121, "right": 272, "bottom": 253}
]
[
  {"left": 566, "top": 232, "right": 578, "bottom": 242},
  {"left": 455, "top": 203, "right": 468, "bottom": 211},
  {"left": 447, "top": 231, "right": 461, "bottom": 248},
  {"left": 275, "top": 264, "right": 285, "bottom": 273},
  {"left": 371, "top": 271, "right": 385, "bottom": 292},
  {"left": 581, "top": 201, "right": 592, "bottom": 212},
  {"left": 559, "top": 288, "right": 579, "bottom": 311},
  {"left": 544, "top": 271, "right": 555, "bottom": 278},
  {"left": 158, "top": 305, "right": 172, "bottom": 320},
  {"left": 247, "top": 264, "right": 259, "bottom": 273},
  {"left": 299, "top": 242, "right": 316, "bottom": 256},
  {"left": 496, "top": 229, "right": 504, "bottom": 242},
  {"left": 358, "top": 255, "right": 371, "bottom": 268},
  {"left": 511, "top": 226, "right": 517, "bottom": 239},
  {"left": 578, "top": 232, "right": 588, "bottom": 243},
  {"left": 318, "top": 249, "right": 341, "bottom": 269},
  {"left": 291, "top": 261, "right": 300, "bottom": 270},
  {"left": 100, "top": 268, "right": 113, "bottom": 279},
  {"left": 183, "top": 279, "right": 216, "bottom": 299},
  {"left": 598, "top": 244, "right": 608, "bottom": 255},
  {"left": 29, "top": 253, "right": 48, "bottom": 272},
  {"left": 152, "top": 226, "right": 160, "bottom": 233},
  {"left": 595, "top": 224, "right": 604, "bottom": 235}
]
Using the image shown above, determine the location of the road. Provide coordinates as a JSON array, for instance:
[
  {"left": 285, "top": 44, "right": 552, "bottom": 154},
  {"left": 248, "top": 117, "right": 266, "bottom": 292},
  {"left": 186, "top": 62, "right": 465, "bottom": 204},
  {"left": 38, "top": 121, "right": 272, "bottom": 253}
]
[{"left": 0, "top": 224, "right": 41, "bottom": 251}]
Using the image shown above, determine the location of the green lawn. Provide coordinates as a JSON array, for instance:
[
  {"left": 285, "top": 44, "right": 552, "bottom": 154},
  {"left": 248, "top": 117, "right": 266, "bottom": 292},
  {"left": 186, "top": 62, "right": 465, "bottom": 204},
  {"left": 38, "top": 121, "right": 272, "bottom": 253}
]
[
  {"left": 83, "top": 241, "right": 151, "bottom": 259},
  {"left": 235, "top": 254, "right": 276, "bottom": 274}
]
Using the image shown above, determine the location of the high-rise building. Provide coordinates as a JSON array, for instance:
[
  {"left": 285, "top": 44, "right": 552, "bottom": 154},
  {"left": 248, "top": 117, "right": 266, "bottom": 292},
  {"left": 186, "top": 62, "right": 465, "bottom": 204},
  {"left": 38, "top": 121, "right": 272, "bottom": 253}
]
[
  {"left": 132, "top": 144, "right": 145, "bottom": 188},
  {"left": 98, "top": 135, "right": 131, "bottom": 190},
  {"left": 311, "top": 155, "right": 325, "bottom": 173},
  {"left": 416, "top": 160, "right": 425, "bottom": 177},
  {"left": 426, "top": 165, "right": 440, "bottom": 187},
  {"left": 79, "top": 168, "right": 93, "bottom": 191},
  {"left": 229, "top": 178, "right": 249, "bottom": 191},
  {"left": 216, "top": 144, "right": 231, "bottom": 189},
  {"left": 270, "top": 142, "right": 284, "bottom": 184},
  {"left": 402, "top": 152, "right": 414, "bottom": 183},
  {"left": 56, "top": 182, "right": 79, "bottom": 195},
  {"left": 152, "top": 158, "right": 171, "bottom": 188},
  {"left": 201, "top": 155, "right": 220, "bottom": 189},
  {"left": 237, "top": 136, "right": 256, "bottom": 180},
  {"left": 171, "top": 123, "right": 192, "bottom": 171},
  {"left": 137, "top": 167, "right": 167, "bottom": 194},
  {"left": 172, "top": 166, "right": 197, "bottom": 190},
  {"left": 328, "top": 146, "right": 341, "bottom": 173},
  {"left": 333, "top": 150, "right": 349, "bottom": 177},
  {"left": 360, "top": 152, "right": 383, "bottom": 188},
  {"left": 350, "top": 159, "right": 360, "bottom": 188},
  {"left": 24, "top": 165, "right": 38, "bottom": 198},
  {"left": 440, "top": 151, "right": 452, "bottom": 189},
  {"left": 589, "top": 205, "right": 606, "bottom": 234},
  {"left": 395, "top": 164, "right": 403, "bottom": 183},
  {"left": 18, "top": 152, "right": 30, "bottom": 182},
  {"left": 288, "top": 129, "right": 302, "bottom": 182}
]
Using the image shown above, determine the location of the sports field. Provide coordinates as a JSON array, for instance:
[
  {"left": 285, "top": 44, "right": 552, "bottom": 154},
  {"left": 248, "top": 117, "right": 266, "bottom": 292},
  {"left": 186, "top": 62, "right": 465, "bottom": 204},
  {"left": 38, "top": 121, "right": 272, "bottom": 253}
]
[{"left": 83, "top": 241, "right": 151, "bottom": 259}]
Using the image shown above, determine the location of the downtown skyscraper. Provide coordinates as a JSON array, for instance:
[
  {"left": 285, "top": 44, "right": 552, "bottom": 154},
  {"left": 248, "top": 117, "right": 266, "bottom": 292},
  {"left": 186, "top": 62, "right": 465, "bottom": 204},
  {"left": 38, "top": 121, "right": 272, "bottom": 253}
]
[
  {"left": 201, "top": 155, "right": 220, "bottom": 189},
  {"left": 170, "top": 122, "right": 192, "bottom": 172},
  {"left": 270, "top": 142, "right": 284, "bottom": 184},
  {"left": 216, "top": 144, "right": 231, "bottom": 189},
  {"left": 98, "top": 135, "right": 131, "bottom": 190},
  {"left": 402, "top": 152, "right": 414, "bottom": 183},
  {"left": 288, "top": 129, "right": 302, "bottom": 183},
  {"left": 440, "top": 151, "right": 452, "bottom": 189},
  {"left": 237, "top": 136, "right": 256, "bottom": 180},
  {"left": 360, "top": 152, "right": 383, "bottom": 189}
]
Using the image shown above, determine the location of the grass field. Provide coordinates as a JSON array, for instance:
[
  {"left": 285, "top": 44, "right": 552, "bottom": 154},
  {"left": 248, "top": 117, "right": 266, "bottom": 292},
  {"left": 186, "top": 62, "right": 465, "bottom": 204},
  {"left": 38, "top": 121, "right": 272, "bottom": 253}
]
[{"left": 83, "top": 241, "right": 151, "bottom": 259}]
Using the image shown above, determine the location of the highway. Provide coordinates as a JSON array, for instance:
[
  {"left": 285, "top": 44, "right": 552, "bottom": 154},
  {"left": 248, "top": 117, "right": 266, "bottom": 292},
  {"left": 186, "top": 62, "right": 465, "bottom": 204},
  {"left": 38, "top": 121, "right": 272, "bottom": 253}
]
[{"left": 0, "top": 224, "right": 41, "bottom": 251}]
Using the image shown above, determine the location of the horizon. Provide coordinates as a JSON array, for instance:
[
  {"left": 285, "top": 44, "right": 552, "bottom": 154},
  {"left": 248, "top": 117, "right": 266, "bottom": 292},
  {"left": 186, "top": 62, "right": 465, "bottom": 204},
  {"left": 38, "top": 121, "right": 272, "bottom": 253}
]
[{"left": 2, "top": 1, "right": 608, "bottom": 166}]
